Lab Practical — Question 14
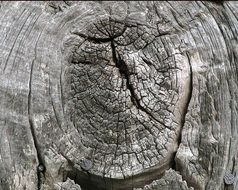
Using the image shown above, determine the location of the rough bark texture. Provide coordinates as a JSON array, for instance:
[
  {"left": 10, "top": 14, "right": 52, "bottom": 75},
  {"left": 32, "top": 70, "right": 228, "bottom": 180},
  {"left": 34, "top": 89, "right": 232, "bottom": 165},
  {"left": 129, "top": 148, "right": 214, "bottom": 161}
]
[{"left": 0, "top": 1, "right": 237, "bottom": 190}]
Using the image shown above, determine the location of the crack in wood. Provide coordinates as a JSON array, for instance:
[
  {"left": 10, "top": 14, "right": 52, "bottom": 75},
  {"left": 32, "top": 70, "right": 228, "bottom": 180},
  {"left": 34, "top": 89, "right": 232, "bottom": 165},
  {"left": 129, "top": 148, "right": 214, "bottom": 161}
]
[
  {"left": 72, "top": 24, "right": 126, "bottom": 44},
  {"left": 110, "top": 40, "right": 172, "bottom": 130},
  {"left": 28, "top": 60, "right": 45, "bottom": 190},
  {"left": 171, "top": 52, "right": 194, "bottom": 189}
]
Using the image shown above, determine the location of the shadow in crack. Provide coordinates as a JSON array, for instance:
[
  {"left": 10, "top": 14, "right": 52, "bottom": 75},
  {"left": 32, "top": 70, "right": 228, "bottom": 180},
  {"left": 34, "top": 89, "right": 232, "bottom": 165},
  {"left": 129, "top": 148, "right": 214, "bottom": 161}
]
[{"left": 65, "top": 162, "right": 169, "bottom": 190}]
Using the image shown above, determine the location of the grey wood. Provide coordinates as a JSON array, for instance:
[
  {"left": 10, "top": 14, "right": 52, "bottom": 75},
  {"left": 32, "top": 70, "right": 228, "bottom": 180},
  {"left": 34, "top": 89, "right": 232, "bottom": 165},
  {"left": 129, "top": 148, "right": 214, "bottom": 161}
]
[{"left": 0, "top": 1, "right": 237, "bottom": 190}]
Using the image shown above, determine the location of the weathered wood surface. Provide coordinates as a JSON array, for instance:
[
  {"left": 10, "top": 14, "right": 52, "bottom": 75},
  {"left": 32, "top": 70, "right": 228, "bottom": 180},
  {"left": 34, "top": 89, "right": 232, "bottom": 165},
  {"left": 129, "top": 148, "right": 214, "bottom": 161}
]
[{"left": 0, "top": 1, "right": 237, "bottom": 190}]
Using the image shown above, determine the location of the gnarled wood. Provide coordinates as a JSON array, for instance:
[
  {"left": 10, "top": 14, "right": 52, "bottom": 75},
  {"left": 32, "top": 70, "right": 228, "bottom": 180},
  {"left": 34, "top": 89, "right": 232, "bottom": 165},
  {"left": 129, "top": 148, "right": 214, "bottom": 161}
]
[{"left": 0, "top": 1, "right": 237, "bottom": 190}]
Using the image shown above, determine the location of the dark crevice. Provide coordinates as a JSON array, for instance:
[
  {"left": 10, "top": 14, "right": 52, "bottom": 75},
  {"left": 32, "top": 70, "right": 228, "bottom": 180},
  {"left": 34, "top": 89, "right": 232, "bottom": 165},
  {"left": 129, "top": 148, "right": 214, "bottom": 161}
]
[
  {"left": 72, "top": 25, "right": 126, "bottom": 44},
  {"left": 28, "top": 60, "right": 46, "bottom": 190},
  {"left": 171, "top": 152, "right": 177, "bottom": 171},
  {"left": 65, "top": 162, "right": 170, "bottom": 190},
  {"left": 203, "top": 0, "right": 224, "bottom": 5}
]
